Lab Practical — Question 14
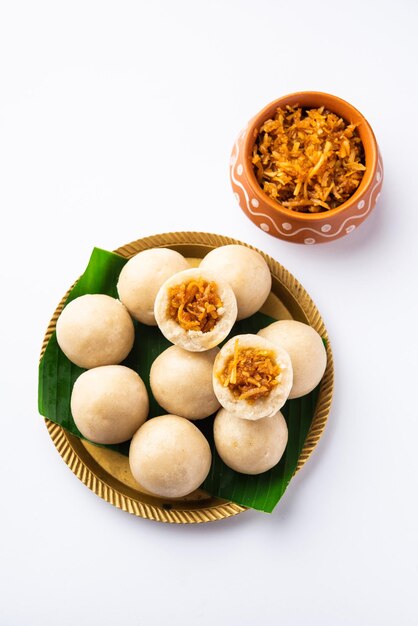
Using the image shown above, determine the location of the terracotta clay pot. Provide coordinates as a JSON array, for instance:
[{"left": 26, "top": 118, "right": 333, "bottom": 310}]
[{"left": 230, "top": 91, "right": 383, "bottom": 244}]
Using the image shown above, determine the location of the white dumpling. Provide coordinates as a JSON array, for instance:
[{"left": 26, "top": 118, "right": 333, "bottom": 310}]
[
  {"left": 214, "top": 408, "right": 288, "bottom": 474},
  {"left": 71, "top": 365, "right": 149, "bottom": 444},
  {"left": 200, "top": 244, "right": 272, "bottom": 320},
  {"left": 129, "top": 415, "right": 212, "bottom": 498},
  {"left": 154, "top": 268, "right": 237, "bottom": 352},
  {"left": 212, "top": 334, "right": 293, "bottom": 420},
  {"left": 150, "top": 346, "right": 220, "bottom": 420},
  {"left": 56, "top": 294, "right": 134, "bottom": 369},
  {"left": 258, "top": 320, "right": 327, "bottom": 398},
  {"left": 117, "top": 248, "right": 189, "bottom": 325}
]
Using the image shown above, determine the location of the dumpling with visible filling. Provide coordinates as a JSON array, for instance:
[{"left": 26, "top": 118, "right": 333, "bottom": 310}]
[
  {"left": 154, "top": 268, "right": 237, "bottom": 352},
  {"left": 212, "top": 334, "right": 292, "bottom": 420}
]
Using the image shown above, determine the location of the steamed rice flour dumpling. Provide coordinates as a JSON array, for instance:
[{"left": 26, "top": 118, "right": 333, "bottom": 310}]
[
  {"left": 258, "top": 320, "right": 327, "bottom": 398},
  {"left": 214, "top": 408, "right": 288, "bottom": 475},
  {"left": 213, "top": 334, "right": 293, "bottom": 420},
  {"left": 154, "top": 268, "right": 237, "bottom": 351},
  {"left": 200, "top": 245, "right": 272, "bottom": 320},
  {"left": 71, "top": 365, "right": 149, "bottom": 444},
  {"left": 56, "top": 294, "right": 135, "bottom": 369},
  {"left": 150, "top": 346, "right": 220, "bottom": 420},
  {"left": 117, "top": 248, "right": 189, "bottom": 325},
  {"left": 129, "top": 415, "right": 212, "bottom": 498}
]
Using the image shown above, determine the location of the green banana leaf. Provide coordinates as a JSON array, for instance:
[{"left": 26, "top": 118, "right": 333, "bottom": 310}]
[{"left": 38, "top": 247, "right": 319, "bottom": 513}]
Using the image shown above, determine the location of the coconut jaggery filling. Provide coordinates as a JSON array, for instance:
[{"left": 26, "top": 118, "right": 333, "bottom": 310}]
[
  {"left": 168, "top": 279, "right": 223, "bottom": 333},
  {"left": 252, "top": 105, "right": 366, "bottom": 213},
  {"left": 219, "top": 340, "right": 280, "bottom": 402}
]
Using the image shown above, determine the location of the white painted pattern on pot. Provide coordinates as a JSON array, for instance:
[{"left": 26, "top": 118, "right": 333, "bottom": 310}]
[{"left": 230, "top": 133, "right": 383, "bottom": 241}]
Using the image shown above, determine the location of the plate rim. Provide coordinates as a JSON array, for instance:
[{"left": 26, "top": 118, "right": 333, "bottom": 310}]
[{"left": 40, "top": 231, "right": 334, "bottom": 523}]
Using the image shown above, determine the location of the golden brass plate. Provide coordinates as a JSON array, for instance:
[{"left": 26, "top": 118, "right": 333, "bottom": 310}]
[{"left": 41, "top": 232, "right": 334, "bottom": 523}]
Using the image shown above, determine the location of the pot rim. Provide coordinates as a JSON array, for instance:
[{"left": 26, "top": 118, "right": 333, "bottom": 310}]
[{"left": 241, "top": 91, "right": 379, "bottom": 222}]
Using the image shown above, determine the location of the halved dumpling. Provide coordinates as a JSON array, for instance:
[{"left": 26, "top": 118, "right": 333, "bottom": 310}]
[
  {"left": 212, "top": 334, "right": 293, "bottom": 420},
  {"left": 154, "top": 268, "right": 237, "bottom": 352}
]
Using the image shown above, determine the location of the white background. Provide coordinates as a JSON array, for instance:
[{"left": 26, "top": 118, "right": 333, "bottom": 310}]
[{"left": 1, "top": 1, "right": 417, "bottom": 624}]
